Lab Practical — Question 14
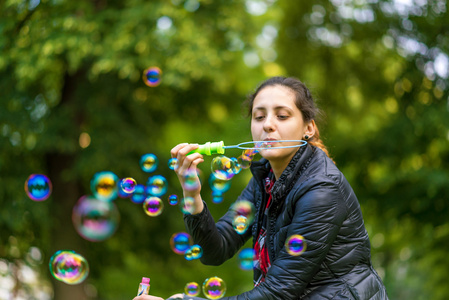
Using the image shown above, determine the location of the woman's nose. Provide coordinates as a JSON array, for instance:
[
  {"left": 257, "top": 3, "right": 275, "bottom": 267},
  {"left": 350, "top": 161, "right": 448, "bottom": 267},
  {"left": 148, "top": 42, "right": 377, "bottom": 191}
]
[{"left": 263, "top": 115, "right": 275, "bottom": 132}]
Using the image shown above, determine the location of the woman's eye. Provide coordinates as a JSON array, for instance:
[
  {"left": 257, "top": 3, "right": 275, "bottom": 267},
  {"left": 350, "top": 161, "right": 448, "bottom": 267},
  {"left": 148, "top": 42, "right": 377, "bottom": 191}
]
[
  {"left": 278, "top": 115, "right": 288, "bottom": 120},
  {"left": 254, "top": 115, "right": 265, "bottom": 121}
]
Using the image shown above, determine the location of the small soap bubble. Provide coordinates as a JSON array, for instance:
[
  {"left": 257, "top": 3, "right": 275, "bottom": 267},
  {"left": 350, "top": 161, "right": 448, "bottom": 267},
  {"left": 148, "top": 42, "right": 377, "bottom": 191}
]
[
  {"left": 140, "top": 153, "right": 158, "bottom": 173},
  {"left": 120, "top": 177, "right": 137, "bottom": 194},
  {"left": 238, "top": 248, "right": 256, "bottom": 271},
  {"left": 242, "top": 148, "right": 258, "bottom": 158},
  {"left": 211, "top": 191, "right": 224, "bottom": 204},
  {"left": 25, "top": 174, "right": 52, "bottom": 201},
  {"left": 237, "top": 155, "right": 252, "bottom": 169},
  {"left": 183, "top": 169, "right": 200, "bottom": 191},
  {"left": 170, "top": 232, "right": 192, "bottom": 255},
  {"left": 146, "top": 175, "right": 168, "bottom": 197},
  {"left": 211, "top": 156, "right": 236, "bottom": 181},
  {"left": 143, "top": 66, "right": 162, "bottom": 87},
  {"left": 131, "top": 184, "right": 146, "bottom": 204},
  {"left": 168, "top": 194, "right": 179, "bottom": 205},
  {"left": 231, "top": 200, "right": 255, "bottom": 225},
  {"left": 285, "top": 234, "right": 307, "bottom": 256},
  {"left": 90, "top": 171, "right": 119, "bottom": 202},
  {"left": 185, "top": 282, "right": 200, "bottom": 297},
  {"left": 184, "top": 244, "right": 203, "bottom": 261},
  {"left": 72, "top": 195, "right": 120, "bottom": 242},
  {"left": 232, "top": 215, "right": 249, "bottom": 235},
  {"left": 168, "top": 158, "right": 178, "bottom": 170},
  {"left": 49, "top": 250, "right": 89, "bottom": 285},
  {"left": 202, "top": 276, "right": 226, "bottom": 299},
  {"left": 231, "top": 157, "right": 241, "bottom": 175},
  {"left": 180, "top": 197, "right": 196, "bottom": 214},
  {"left": 143, "top": 196, "right": 164, "bottom": 217},
  {"left": 208, "top": 173, "right": 231, "bottom": 193}
]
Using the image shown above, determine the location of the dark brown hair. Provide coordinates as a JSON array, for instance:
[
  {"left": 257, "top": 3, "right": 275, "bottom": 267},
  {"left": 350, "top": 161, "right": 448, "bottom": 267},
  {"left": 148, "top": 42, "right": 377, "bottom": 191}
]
[{"left": 245, "top": 76, "right": 333, "bottom": 160}]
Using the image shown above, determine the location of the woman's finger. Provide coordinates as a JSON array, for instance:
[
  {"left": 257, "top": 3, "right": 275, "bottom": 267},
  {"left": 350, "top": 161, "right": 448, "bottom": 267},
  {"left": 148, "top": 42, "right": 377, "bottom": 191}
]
[{"left": 170, "top": 143, "right": 189, "bottom": 158}]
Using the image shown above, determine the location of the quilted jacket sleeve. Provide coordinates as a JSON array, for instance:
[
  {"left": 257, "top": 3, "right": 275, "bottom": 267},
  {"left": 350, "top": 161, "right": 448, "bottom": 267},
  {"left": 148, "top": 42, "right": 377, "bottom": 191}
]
[{"left": 183, "top": 178, "right": 255, "bottom": 266}]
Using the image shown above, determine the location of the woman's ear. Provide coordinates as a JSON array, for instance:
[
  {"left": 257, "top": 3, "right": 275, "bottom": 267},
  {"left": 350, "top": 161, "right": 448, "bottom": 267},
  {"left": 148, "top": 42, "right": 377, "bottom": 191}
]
[{"left": 304, "top": 120, "right": 316, "bottom": 139}]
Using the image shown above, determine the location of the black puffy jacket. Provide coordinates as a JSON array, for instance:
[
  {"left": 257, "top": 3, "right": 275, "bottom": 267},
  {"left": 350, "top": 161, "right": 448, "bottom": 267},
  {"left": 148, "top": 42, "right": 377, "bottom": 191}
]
[{"left": 182, "top": 144, "right": 388, "bottom": 300}]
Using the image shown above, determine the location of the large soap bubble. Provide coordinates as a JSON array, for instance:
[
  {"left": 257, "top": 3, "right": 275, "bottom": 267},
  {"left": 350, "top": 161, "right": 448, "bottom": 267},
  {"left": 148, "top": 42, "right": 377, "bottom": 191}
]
[
  {"left": 146, "top": 175, "right": 168, "bottom": 197},
  {"left": 49, "top": 250, "right": 89, "bottom": 285},
  {"left": 25, "top": 174, "right": 52, "bottom": 201},
  {"left": 185, "top": 282, "right": 200, "bottom": 297},
  {"left": 211, "top": 156, "right": 237, "bottom": 181},
  {"left": 140, "top": 153, "right": 158, "bottom": 173},
  {"left": 143, "top": 196, "right": 164, "bottom": 217},
  {"left": 285, "top": 234, "right": 307, "bottom": 256},
  {"left": 170, "top": 232, "right": 192, "bottom": 255},
  {"left": 202, "top": 276, "right": 226, "bottom": 299},
  {"left": 72, "top": 195, "right": 120, "bottom": 242},
  {"left": 143, "top": 66, "right": 162, "bottom": 87}
]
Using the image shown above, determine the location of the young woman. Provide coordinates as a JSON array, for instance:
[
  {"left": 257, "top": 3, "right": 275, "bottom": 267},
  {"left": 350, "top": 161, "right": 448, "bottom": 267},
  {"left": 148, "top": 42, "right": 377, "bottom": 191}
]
[{"left": 134, "top": 76, "right": 388, "bottom": 300}]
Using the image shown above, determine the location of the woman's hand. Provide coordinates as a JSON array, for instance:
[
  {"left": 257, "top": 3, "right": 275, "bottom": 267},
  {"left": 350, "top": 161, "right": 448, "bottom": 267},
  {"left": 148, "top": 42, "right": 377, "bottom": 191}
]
[
  {"left": 170, "top": 143, "right": 204, "bottom": 214},
  {"left": 132, "top": 295, "right": 164, "bottom": 300}
]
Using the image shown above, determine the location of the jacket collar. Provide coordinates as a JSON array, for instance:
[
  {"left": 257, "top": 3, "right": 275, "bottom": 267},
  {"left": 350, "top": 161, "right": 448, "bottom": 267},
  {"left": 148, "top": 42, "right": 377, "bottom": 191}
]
[{"left": 250, "top": 144, "right": 315, "bottom": 199}]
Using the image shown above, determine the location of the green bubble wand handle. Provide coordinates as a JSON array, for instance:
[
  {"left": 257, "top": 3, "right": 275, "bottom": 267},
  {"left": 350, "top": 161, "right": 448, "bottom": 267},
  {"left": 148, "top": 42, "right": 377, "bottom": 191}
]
[{"left": 189, "top": 140, "right": 307, "bottom": 156}]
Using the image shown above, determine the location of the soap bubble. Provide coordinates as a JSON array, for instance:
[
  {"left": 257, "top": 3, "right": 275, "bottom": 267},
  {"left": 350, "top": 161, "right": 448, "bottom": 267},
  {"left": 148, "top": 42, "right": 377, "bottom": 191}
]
[
  {"left": 242, "top": 148, "right": 258, "bottom": 158},
  {"left": 168, "top": 194, "right": 179, "bottom": 205},
  {"left": 238, "top": 248, "right": 256, "bottom": 271},
  {"left": 211, "top": 191, "right": 224, "bottom": 204},
  {"left": 180, "top": 197, "right": 196, "bottom": 214},
  {"left": 183, "top": 168, "right": 200, "bottom": 191},
  {"left": 168, "top": 158, "right": 178, "bottom": 170},
  {"left": 140, "top": 153, "right": 158, "bottom": 173},
  {"left": 143, "top": 66, "right": 162, "bottom": 87},
  {"left": 230, "top": 157, "right": 241, "bottom": 175},
  {"left": 143, "top": 196, "right": 164, "bottom": 217},
  {"left": 208, "top": 174, "right": 231, "bottom": 193},
  {"left": 211, "top": 156, "right": 236, "bottom": 180},
  {"left": 232, "top": 215, "right": 249, "bottom": 235},
  {"left": 185, "top": 282, "right": 200, "bottom": 296},
  {"left": 237, "top": 155, "right": 252, "bottom": 169},
  {"left": 184, "top": 244, "right": 203, "bottom": 260},
  {"left": 131, "top": 184, "right": 146, "bottom": 204},
  {"left": 25, "top": 174, "right": 52, "bottom": 201},
  {"left": 285, "top": 234, "right": 307, "bottom": 256},
  {"left": 49, "top": 250, "right": 89, "bottom": 285},
  {"left": 146, "top": 175, "right": 168, "bottom": 197},
  {"left": 120, "top": 177, "right": 137, "bottom": 194},
  {"left": 230, "top": 200, "right": 255, "bottom": 226},
  {"left": 202, "top": 276, "right": 226, "bottom": 299},
  {"left": 170, "top": 232, "right": 192, "bottom": 255},
  {"left": 72, "top": 195, "right": 120, "bottom": 242},
  {"left": 90, "top": 171, "right": 119, "bottom": 202}
]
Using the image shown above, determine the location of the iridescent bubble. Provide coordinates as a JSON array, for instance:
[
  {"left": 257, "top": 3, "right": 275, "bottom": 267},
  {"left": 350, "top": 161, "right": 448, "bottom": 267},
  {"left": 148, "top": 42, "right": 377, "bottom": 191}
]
[
  {"left": 238, "top": 248, "right": 256, "bottom": 271},
  {"left": 237, "top": 155, "right": 252, "bottom": 169},
  {"left": 232, "top": 215, "right": 249, "bottom": 235},
  {"left": 49, "top": 250, "right": 89, "bottom": 285},
  {"left": 168, "top": 194, "right": 179, "bottom": 205},
  {"left": 208, "top": 174, "right": 231, "bottom": 193},
  {"left": 185, "top": 282, "right": 200, "bottom": 297},
  {"left": 143, "top": 196, "right": 164, "bottom": 217},
  {"left": 120, "top": 177, "right": 137, "bottom": 194},
  {"left": 131, "top": 184, "right": 146, "bottom": 204},
  {"left": 202, "top": 276, "right": 226, "bottom": 299},
  {"left": 25, "top": 174, "right": 52, "bottom": 201},
  {"left": 231, "top": 200, "right": 255, "bottom": 225},
  {"left": 140, "top": 153, "right": 158, "bottom": 173},
  {"left": 180, "top": 197, "right": 196, "bottom": 214},
  {"left": 90, "top": 171, "right": 119, "bottom": 202},
  {"left": 242, "top": 148, "right": 258, "bottom": 158},
  {"left": 143, "top": 66, "right": 162, "bottom": 87},
  {"left": 211, "top": 191, "right": 224, "bottom": 204},
  {"left": 183, "top": 168, "right": 200, "bottom": 191},
  {"left": 170, "top": 232, "right": 192, "bottom": 255},
  {"left": 211, "top": 156, "right": 236, "bottom": 181},
  {"left": 285, "top": 234, "right": 307, "bottom": 256},
  {"left": 146, "top": 175, "right": 168, "bottom": 197},
  {"left": 72, "top": 195, "right": 120, "bottom": 242},
  {"left": 230, "top": 157, "right": 241, "bottom": 175},
  {"left": 184, "top": 244, "right": 203, "bottom": 261},
  {"left": 168, "top": 158, "right": 178, "bottom": 170}
]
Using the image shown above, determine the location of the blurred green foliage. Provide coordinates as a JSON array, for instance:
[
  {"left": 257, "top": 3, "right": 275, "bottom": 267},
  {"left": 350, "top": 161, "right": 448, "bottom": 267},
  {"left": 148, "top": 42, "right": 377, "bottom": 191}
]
[{"left": 1, "top": 0, "right": 448, "bottom": 299}]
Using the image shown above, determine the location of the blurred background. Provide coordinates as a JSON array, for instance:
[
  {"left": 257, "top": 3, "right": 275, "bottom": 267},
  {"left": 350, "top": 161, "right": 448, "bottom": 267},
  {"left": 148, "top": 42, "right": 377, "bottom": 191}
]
[{"left": 1, "top": 0, "right": 448, "bottom": 299}]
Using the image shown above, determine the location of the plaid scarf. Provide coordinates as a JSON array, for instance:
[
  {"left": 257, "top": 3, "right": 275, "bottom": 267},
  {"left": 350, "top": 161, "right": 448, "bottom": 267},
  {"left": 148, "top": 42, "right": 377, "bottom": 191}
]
[{"left": 253, "top": 171, "right": 275, "bottom": 287}]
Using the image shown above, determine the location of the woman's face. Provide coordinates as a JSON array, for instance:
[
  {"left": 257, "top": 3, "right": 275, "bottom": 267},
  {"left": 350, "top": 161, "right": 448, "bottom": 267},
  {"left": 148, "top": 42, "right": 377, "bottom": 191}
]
[{"left": 251, "top": 85, "right": 309, "bottom": 163}]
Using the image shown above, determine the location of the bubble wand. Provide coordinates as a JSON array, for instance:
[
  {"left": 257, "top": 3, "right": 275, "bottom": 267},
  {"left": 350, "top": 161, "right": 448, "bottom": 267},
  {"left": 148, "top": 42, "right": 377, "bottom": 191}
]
[{"left": 189, "top": 140, "right": 307, "bottom": 156}]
